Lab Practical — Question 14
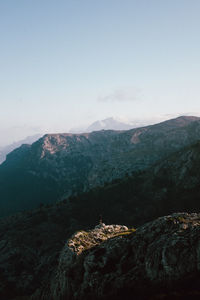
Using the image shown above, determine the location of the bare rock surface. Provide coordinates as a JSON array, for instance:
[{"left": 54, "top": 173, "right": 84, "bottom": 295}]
[
  {"left": 37, "top": 213, "right": 200, "bottom": 300},
  {"left": 0, "top": 212, "right": 200, "bottom": 299}
]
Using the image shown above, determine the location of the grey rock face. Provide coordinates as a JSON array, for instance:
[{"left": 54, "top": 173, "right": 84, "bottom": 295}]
[
  {"left": 39, "top": 213, "right": 200, "bottom": 300},
  {"left": 0, "top": 212, "right": 200, "bottom": 299}
]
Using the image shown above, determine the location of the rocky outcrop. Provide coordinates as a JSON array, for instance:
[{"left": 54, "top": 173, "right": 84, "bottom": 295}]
[
  {"left": 42, "top": 213, "right": 200, "bottom": 300},
  {"left": 0, "top": 212, "right": 200, "bottom": 299}
]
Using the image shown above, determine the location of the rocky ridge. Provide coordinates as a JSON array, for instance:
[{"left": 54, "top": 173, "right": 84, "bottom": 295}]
[
  {"left": 34, "top": 213, "right": 200, "bottom": 300},
  {"left": 0, "top": 211, "right": 200, "bottom": 299},
  {"left": 1, "top": 136, "right": 200, "bottom": 298}
]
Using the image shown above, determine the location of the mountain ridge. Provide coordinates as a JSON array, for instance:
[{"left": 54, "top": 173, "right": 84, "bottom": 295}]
[
  {"left": 1, "top": 115, "right": 200, "bottom": 216},
  {"left": 0, "top": 134, "right": 42, "bottom": 164},
  {"left": 1, "top": 130, "right": 200, "bottom": 297},
  {"left": 45, "top": 213, "right": 200, "bottom": 300}
]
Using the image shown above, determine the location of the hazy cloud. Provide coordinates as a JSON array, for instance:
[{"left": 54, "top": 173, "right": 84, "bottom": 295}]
[
  {"left": 98, "top": 87, "right": 142, "bottom": 102},
  {"left": 0, "top": 125, "right": 42, "bottom": 148}
]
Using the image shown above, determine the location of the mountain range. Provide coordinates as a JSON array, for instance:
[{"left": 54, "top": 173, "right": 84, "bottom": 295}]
[
  {"left": 1, "top": 116, "right": 200, "bottom": 298},
  {"left": 0, "top": 115, "right": 200, "bottom": 217},
  {"left": 0, "top": 117, "right": 149, "bottom": 164}
]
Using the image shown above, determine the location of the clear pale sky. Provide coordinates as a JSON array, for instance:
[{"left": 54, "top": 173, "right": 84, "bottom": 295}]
[{"left": 0, "top": 0, "right": 200, "bottom": 145}]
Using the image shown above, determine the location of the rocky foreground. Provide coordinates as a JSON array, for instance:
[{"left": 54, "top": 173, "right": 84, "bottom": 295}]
[{"left": 29, "top": 213, "right": 200, "bottom": 300}]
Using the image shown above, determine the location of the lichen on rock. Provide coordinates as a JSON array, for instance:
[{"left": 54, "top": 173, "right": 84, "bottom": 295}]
[{"left": 67, "top": 223, "right": 131, "bottom": 255}]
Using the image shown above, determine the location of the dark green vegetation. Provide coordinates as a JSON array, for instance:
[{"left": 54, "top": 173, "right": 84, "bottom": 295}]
[
  {"left": 0, "top": 117, "right": 200, "bottom": 299},
  {"left": 66, "top": 140, "right": 200, "bottom": 228},
  {"left": 1, "top": 116, "right": 200, "bottom": 217}
]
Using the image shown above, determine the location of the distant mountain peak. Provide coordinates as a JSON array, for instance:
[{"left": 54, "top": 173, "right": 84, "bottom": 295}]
[
  {"left": 167, "top": 115, "right": 200, "bottom": 122},
  {"left": 86, "top": 117, "right": 134, "bottom": 132},
  {"left": 150, "top": 115, "right": 200, "bottom": 130}
]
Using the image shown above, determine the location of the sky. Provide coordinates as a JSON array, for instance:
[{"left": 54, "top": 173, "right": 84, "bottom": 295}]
[{"left": 0, "top": 0, "right": 200, "bottom": 146}]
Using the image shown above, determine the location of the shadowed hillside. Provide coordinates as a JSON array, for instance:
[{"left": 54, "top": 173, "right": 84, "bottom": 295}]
[
  {"left": 0, "top": 136, "right": 200, "bottom": 298},
  {"left": 0, "top": 116, "right": 200, "bottom": 217}
]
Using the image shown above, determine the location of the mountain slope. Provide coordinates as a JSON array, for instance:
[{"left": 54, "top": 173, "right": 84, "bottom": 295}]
[
  {"left": 68, "top": 139, "right": 200, "bottom": 227},
  {"left": 1, "top": 136, "right": 200, "bottom": 298},
  {"left": 0, "top": 116, "right": 200, "bottom": 216},
  {"left": 0, "top": 134, "right": 42, "bottom": 164}
]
